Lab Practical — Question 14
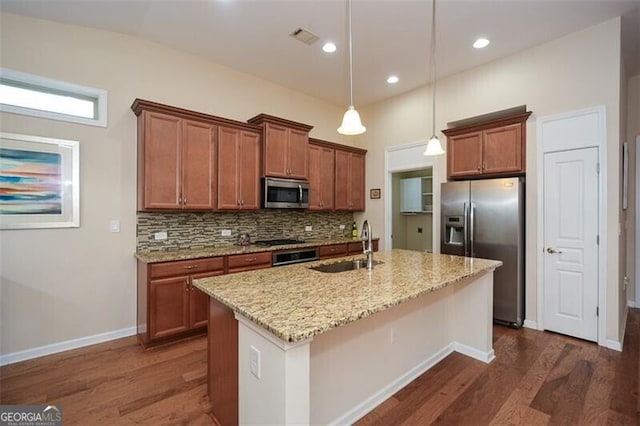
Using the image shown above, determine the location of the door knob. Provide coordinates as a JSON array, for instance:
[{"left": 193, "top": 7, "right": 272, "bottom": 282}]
[{"left": 546, "top": 247, "right": 562, "bottom": 254}]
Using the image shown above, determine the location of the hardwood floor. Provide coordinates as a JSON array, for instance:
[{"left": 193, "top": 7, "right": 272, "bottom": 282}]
[{"left": 1, "top": 310, "right": 638, "bottom": 425}]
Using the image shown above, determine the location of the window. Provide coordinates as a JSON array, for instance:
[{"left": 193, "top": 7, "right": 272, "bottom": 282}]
[{"left": 0, "top": 68, "right": 107, "bottom": 127}]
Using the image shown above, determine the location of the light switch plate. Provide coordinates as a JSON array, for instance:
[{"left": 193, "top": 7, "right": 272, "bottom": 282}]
[
  {"left": 154, "top": 231, "right": 168, "bottom": 240},
  {"left": 305, "top": 225, "right": 312, "bottom": 232},
  {"left": 109, "top": 220, "right": 120, "bottom": 233},
  {"left": 221, "top": 229, "right": 232, "bottom": 237},
  {"left": 339, "top": 224, "right": 346, "bottom": 230}
]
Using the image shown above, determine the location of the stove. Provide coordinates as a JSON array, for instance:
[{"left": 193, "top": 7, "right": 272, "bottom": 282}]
[{"left": 253, "top": 238, "right": 305, "bottom": 247}]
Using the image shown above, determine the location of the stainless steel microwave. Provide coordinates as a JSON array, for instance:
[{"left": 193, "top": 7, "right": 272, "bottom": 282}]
[{"left": 262, "top": 177, "right": 310, "bottom": 209}]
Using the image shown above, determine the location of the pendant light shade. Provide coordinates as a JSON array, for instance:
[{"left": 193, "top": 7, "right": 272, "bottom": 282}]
[
  {"left": 338, "top": 105, "right": 366, "bottom": 135},
  {"left": 338, "top": 0, "right": 366, "bottom": 135},
  {"left": 424, "top": 0, "right": 445, "bottom": 156},
  {"left": 424, "top": 135, "right": 445, "bottom": 156}
]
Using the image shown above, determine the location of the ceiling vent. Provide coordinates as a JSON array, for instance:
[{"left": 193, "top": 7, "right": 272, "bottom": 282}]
[{"left": 289, "top": 27, "right": 319, "bottom": 45}]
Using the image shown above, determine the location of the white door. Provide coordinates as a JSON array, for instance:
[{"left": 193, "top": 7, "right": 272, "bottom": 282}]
[{"left": 543, "top": 147, "right": 598, "bottom": 341}]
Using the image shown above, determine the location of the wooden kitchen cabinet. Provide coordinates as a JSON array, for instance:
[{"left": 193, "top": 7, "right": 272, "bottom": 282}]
[
  {"left": 308, "top": 142, "right": 335, "bottom": 210},
  {"left": 247, "top": 114, "right": 313, "bottom": 180},
  {"left": 335, "top": 149, "right": 366, "bottom": 211},
  {"left": 217, "top": 126, "right": 261, "bottom": 210},
  {"left": 347, "top": 239, "right": 379, "bottom": 254},
  {"left": 227, "top": 251, "right": 272, "bottom": 274},
  {"left": 133, "top": 108, "right": 217, "bottom": 211},
  {"left": 319, "top": 243, "right": 348, "bottom": 259},
  {"left": 443, "top": 111, "right": 532, "bottom": 180},
  {"left": 137, "top": 257, "right": 224, "bottom": 347}
]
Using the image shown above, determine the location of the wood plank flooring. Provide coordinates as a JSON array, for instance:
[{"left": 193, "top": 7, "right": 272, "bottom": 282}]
[{"left": 1, "top": 310, "right": 638, "bottom": 425}]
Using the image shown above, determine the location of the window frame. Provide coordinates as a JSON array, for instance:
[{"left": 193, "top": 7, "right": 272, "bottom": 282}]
[{"left": 0, "top": 68, "right": 108, "bottom": 127}]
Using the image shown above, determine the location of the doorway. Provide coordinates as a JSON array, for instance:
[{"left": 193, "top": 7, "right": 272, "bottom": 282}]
[{"left": 391, "top": 169, "right": 433, "bottom": 252}]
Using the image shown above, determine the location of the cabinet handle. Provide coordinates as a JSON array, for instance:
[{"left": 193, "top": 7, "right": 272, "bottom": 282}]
[
  {"left": 237, "top": 200, "right": 241, "bottom": 206},
  {"left": 183, "top": 265, "right": 198, "bottom": 270},
  {"left": 246, "top": 257, "right": 257, "bottom": 262},
  {"left": 330, "top": 248, "right": 336, "bottom": 252},
  {"left": 179, "top": 196, "right": 182, "bottom": 204},
  {"left": 185, "top": 284, "right": 189, "bottom": 292},
  {"left": 241, "top": 199, "right": 244, "bottom": 206},
  {"left": 183, "top": 198, "right": 187, "bottom": 205}
]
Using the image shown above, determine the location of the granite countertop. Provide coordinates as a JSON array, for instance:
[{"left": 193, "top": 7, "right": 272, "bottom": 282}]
[
  {"left": 193, "top": 249, "right": 502, "bottom": 343},
  {"left": 135, "top": 237, "right": 377, "bottom": 263}
]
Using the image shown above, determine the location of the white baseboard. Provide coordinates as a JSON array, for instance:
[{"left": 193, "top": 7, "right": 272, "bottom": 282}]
[
  {"left": 0, "top": 326, "right": 137, "bottom": 366},
  {"left": 523, "top": 319, "right": 538, "bottom": 330},
  {"left": 606, "top": 339, "right": 623, "bottom": 352},
  {"left": 454, "top": 342, "right": 495, "bottom": 363},
  {"left": 329, "top": 343, "right": 456, "bottom": 426},
  {"left": 628, "top": 300, "right": 636, "bottom": 308}
]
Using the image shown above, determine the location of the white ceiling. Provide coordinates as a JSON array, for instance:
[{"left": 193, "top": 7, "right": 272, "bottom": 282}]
[{"left": 1, "top": 0, "right": 639, "bottom": 107}]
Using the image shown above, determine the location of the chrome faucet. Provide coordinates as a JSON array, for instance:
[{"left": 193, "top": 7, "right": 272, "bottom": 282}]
[{"left": 360, "top": 220, "right": 373, "bottom": 269}]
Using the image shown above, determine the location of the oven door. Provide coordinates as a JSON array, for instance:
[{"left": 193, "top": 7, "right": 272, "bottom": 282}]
[{"left": 263, "top": 177, "right": 309, "bottom": 208}]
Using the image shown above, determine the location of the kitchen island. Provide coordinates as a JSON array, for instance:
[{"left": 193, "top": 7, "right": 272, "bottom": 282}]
[{"left": 193, "top": 249, "right": 501, "bottom": 425}]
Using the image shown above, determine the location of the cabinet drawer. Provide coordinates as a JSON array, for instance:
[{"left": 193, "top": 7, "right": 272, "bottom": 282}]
[
  {"left": 227, "top": 252, "right": 272, "bottom": 272},
  {"left": 150, "top": 257, "right": 224, "bottom": 279},
  {"left": 319, "top": 244, "right": 348, "bottom": 258},
  {"left": 347, "top": 241, "right": 363, "bottom": 254}
]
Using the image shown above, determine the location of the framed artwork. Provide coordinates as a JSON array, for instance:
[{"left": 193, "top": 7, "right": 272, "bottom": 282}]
[
  {"left": 623, "top": 142, "right": 628, "bottom": 210},
  {"left": 370, "top": 188, "right": 381, "bottom": 199},
  {"left": 0, "top": 132, "right": 79, "bottom": 229}
]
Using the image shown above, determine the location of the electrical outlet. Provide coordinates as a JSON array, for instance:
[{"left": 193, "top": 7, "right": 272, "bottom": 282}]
[
  {"left": 250, "top": 345, "right": 261, "bottom": 379},
  {"left": 221, "top": 229, "right": 232, "bottom": 237},
  {"left": 339, "top": 224, "right": 346, "bottom": 230},
  {"left": 154, "top": 231, "right": 167, "bottom": 240},
  {"left": 305, "top": 225, "right": 312, "bottom": 232},
  {"left": 417, "top": 227, "right": 423, "bottom": 233},
  {"left": 109, "top": 220, "right": 120, "bottom": 233}
]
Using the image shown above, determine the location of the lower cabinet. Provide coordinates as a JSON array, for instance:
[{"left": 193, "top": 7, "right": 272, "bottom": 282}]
[{"left": 137, "top": 257, "right": 224, "bottom": 347}]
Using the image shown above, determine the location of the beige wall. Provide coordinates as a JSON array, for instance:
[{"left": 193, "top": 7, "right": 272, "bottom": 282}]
[
  {"left": 627, "top": 74, "right": 640, "bottom": 305},
  {"left": 0, "top": 12, "right": 349, "bottom": 355},
  {"left": 358, "top": 19, "right": 623, "bottom": 343}
]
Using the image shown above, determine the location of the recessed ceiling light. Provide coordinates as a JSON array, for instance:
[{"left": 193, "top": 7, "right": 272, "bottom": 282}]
[
  {"left": 473, "top": 38, "right": 490, "bottom": 49},
  {"left": 322, "top": 42, "right": 337, "bottom": 53},
  {"left": 386, "top": 75, "right": 399, "bottom": 84}
]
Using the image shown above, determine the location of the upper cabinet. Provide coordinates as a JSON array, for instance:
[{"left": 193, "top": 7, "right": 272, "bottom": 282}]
[
  {"left": 308, "top": 140, "right": 335, "bottom": 211},
  {"left": 217, "top": 126, "right": 261, "bottom": 210},
  {"left": 133, "top": 108, "right": 217, "bottom": 211},
  {"left": 132, "top": 99, "right": 262, "bottom": 212},
  {"left": 247, "top": 114, "right": 313, "bottom": 180},
  {"left": 443, "top": 111, "right": 532, "bottom": 180},
  {"left": 335, "top": 148, "right": 366, "bottom": 212}
]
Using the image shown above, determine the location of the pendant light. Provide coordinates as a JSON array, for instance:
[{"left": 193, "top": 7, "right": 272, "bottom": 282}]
[
  {"left": 424, "top": 0, "right": 445, "bottom": 156},
  {"left": 338, "top": 0, "right": 366, "bottom": 135}
]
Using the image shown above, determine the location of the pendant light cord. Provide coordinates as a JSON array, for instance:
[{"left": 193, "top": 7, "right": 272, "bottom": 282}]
[
  {"left": 348, "top": 0, "right": 354, "bottom": 107},
  {"left": 431, "top": 0, "right": 437, "bottom": 137}
]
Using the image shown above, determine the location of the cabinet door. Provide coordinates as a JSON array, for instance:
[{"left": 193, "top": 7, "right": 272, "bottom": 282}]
[
  {"left": 400, "top": 177, "right": 422, "bottom": 213},
  {"left": 320, "top": 147, "right": 335, "bottom": 210},
  {"left": 447, "top": 132, "right": 483, "bottom": 179},
  {"left": 190, "top": 271, "right": 223, "bottom": 329},
  {"left": 349, "top": 153, "right": 365, "bottom": 211},
  {"left": 483, "top": 123, "right": 523, "bottom": 175},
  {"left": 182, "top": 120, "right": 216, "bottom": 210},
  {"left": 287, "top": 128, "right": 309, "bottom": 179},
  {"left": 149, "top": 276, "right": 190, "bottom": 340},
  {"left": 334, "top": 150, "right": 350, "bottom": 210},
  {"left": 308, "top": 144, "right": 323, "bottom": 210},
  {"left": 263, "top": 123, "right": 288, "bottom": 177},
  {"left": 217, "top": 127, "right": 241, "bottom": 209},
  {"left": 143, "top": 111, "right": 181, "bottom": 209},
  {"left": 238, "top": 131, "right": 261, "bottom": 210}
]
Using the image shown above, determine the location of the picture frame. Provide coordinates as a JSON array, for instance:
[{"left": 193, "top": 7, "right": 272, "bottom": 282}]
[
  {"left": 1, "top": 132, "right": 80, "bottom": 229},
  {"left": 623, "top": 142, "right": 628, "bottom": 210},
  {"left": 370, "top": 188, "right": 381, "bottom": 199}
]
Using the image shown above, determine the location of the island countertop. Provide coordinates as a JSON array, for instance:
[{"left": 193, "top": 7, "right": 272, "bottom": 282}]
[{"left": 193, "top": 249, "right": 502, "bottom": 343}]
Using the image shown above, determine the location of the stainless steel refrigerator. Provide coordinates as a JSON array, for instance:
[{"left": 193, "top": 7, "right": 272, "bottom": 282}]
[{"left": 441, "top": 177, "right": 525, "bottom": 327}]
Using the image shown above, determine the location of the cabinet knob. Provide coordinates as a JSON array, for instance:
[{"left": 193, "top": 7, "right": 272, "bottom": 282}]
[
  {"left": 241, "top": 199, "right": 244, "bottom": 206},
  {"left": 477, "top": 167, "right": 481, "bottom": 171},
  {"left": 186, "top": 284, "right": 189, "bottom": 292},
  {"left": 183, "top": 198, "right": 187, "bottom": 205}
]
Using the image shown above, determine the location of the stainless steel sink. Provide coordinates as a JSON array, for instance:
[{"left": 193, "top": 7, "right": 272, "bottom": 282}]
[{"left": 309, "top": 259, "right": 382, "bottom": 273}]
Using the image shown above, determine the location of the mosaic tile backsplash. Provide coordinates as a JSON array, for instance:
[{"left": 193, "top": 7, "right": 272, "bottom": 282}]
[{"left": 137, "top": 210, "right": 355, "bottom": 252}]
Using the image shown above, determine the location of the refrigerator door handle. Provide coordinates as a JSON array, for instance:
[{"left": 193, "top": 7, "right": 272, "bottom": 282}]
[
  {"left": 470, "top": 202, "right": 476, "bottom": 257},
  {"left": 463, "top": 202, "right": 469, "bottom": 256}
]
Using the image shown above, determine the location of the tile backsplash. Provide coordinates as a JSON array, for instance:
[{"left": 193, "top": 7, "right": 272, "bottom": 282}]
[{"left": 137, "top": 210, "right": 354, "bottom": 252}]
